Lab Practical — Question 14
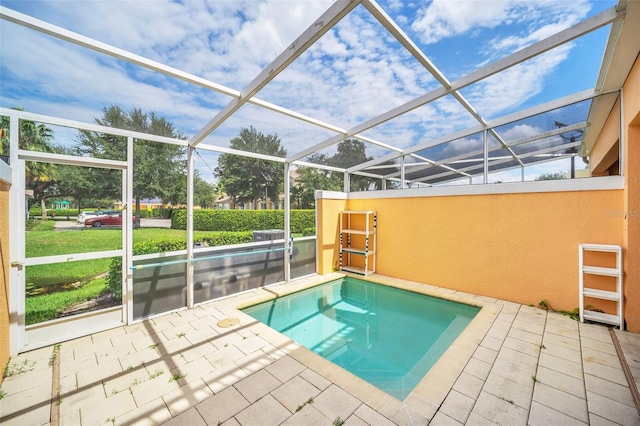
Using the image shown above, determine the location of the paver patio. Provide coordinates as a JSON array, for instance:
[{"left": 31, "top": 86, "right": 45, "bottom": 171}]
[{"left": 1, "top": 273, "right": 639, "bottom": 425}]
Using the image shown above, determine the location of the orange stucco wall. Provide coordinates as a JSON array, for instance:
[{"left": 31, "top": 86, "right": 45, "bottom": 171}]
[
  {"left": 622, "top": 56, "right": 640, "bottom": 332},
  {"left": 318, "top": 56, "right": 640, "bottom": 332},
  {"left": 0, "top": 181, "right": 10, "bottom": 382},
  {"left": 317, "top": 196, "right": 347, "bottom": 274},
  {"left": 590, "top": 98, "right": 620, "bottom": 176},
  {"left": 319, "top": 188, "right": 624, "bottom": 317}
]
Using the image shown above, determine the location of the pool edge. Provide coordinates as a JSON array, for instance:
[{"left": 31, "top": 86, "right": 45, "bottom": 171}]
[{"left": 231, "top": 273, "right": 501, "bottom": 423}]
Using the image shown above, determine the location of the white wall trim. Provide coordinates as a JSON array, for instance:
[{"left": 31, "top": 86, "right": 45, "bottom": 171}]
[
  {"left": 0, "top": 160, "right": 10, "bottom": 184},
  {"left": 316, "top": 176, "right": 624, "bottom": 200},
  {"left": 315, "top": 190, "right": 348, "bottom": 200}
]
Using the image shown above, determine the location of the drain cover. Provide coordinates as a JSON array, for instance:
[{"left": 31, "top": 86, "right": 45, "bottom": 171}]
[{"left": 217, "top": 318, "right": 240, "bottom": 328}]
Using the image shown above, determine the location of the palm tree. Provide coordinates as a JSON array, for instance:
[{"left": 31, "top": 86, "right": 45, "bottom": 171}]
[
  {"left": 1, "top": 108, "right": 56, "bottom": 218},
  {"left": 23, "top": 120, "right": 56, "bottom": 219}
]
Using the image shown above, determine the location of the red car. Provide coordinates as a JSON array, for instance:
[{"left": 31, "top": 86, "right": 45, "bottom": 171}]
[{"left": 84, "top": 211, "right": 135, "bottom": 227}]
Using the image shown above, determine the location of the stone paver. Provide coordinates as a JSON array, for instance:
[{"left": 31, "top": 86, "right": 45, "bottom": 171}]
[
  {"left": 270, "top": 375, "right": 322, "bottom": 412},
  {"left": 162, "top": 408, "right": 206, "bottom": 426},
  {"left": 2, "top": 274, "right": 640, "bottom": 426},
  {"left": 233, "top": 369, "right": 281, "bottom": 403},
  {"left": 532, "top": 382, "right": 588, "bottom": 423},
  {"left": 440, "top": 390, "right": 475, "bottom": 423},
  {"left": 234, "top": 394, "right": 290, "bottom": 426},
  {"left": 195, "top": 386, "right": 249, "bottom": 424},
  {"left": 471, "top": 391, "right": 529, "bottom": 425},
  {"left": 586, "top": 391, "right": 640, "bottom": 425},
  {"left": 313, "top": 384, "right": 362, "bottom": 421},
  {"left": 528, "top": 401, "right": 587, "bottom": 426}
]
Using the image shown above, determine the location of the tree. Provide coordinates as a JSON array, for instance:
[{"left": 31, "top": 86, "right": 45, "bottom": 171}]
[
  {"left": 293, "top": 153, "right": 343, "bottom": 209},
  {"left": 215, "top": 127, "right": 286, "bottom": 209},
  {"left": 327, "top": 139, "right": 373, "bottom": 191},
  {"left": 535, "top": 171, "right": 567, "bottom": 181},
  {"left": 292, "top": 139, "right": 375, "bottom": 208},
  {"left": 163, "top": 169, "right": 217, "bottom": 208},
  {"left": 54, "top": 158, "right": 116, "bottom": 212},
  {"left": 193, "top": 174, "right": 217, "bottom": 209},
  {"left": 75, "top": 106, "right": 186, "bottom": 224},
  {"left": 1, "top": 109, "right": 57, "bottom": 218}
]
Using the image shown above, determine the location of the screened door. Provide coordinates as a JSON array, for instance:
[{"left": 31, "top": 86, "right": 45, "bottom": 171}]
[{"left": 15, "top": 154, "right": 131, "bottom": 351}]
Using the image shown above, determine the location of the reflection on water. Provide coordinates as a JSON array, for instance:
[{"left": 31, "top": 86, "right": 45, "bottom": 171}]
[{"left": 244, "top": 277, "right": 479, "bottom": 400}]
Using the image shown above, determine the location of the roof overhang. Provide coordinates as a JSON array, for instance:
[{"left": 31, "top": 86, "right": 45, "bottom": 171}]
[{"left": 582, "top": 0, "right": 640, "bottom": 155}]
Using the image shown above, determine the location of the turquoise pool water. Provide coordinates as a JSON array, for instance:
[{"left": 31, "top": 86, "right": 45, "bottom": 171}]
[{"left": 242, "top": 277, "right": 479, "bottom": 399}]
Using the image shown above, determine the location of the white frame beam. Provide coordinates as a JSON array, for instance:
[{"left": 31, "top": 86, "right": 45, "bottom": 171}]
[
  {"left": 289, "top": 5, "right": 620, "bottom": 166},
  {"left": 348, "top": 89, "right": 602, "bottom": 179},
  {"left": 189, "top": 0, "right": 361, "bottom": 147}
]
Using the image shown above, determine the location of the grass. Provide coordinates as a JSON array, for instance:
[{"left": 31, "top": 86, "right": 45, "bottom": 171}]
[
  {"left": 23, "top": 224, "right": 198, "bottom": 324},
  {"left": 25, "top": 278, "right": 108, "bottom": 324},
  {"left": 25, "top": 225, "right": 193, "bottom": 289},
  {"left": 23, "top": 221, "right": 299, "bottom": 324},
  {"left": 3, "top": 358, "right": 36, "bottom": 378},
  {"left": 26, "top": 260, "right": 112, "bottom": 291}
]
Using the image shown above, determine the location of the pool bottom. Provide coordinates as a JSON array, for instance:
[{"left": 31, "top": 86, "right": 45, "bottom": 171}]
[{"left": 242, "top": 276, "right": 480, "bottom": 400}]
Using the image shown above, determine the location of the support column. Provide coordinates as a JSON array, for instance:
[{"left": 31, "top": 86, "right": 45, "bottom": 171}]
[
  {"left": 186, "top": 147, "right": 195, "bottom": 308},
  {"left": 8, "top": 115, "right": 24, "bottom": 355},
  {"left": 284, "top": 162, "right": 291, "bottom": 283},
  {"left": 124, "top": 136, "right": 134, "bottom": 324},
  {"left": 483, "top": 129, "right": 489, "bottom": 184}
]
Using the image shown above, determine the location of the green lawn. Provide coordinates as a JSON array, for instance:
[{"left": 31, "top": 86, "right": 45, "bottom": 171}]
[
  {"left": 26, "top": 278, "right": 110, "bottom": 324},
  {"left": 26, "top": 226, "right": 192, "bottom": 257},
  {"left": 25, "top": 224, "right": 193, "bottom": 323},
  {"left": 25, "top": 227, "right": 192, "bottom": 289},
  {"left": 23, "top": 222, "right": 295, "bottom": 324}
]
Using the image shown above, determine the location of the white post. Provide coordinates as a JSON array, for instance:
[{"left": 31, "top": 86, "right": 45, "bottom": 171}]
[
  {"left": 186, "top": 147, "right": 195, "bottom": 308},
  {"left": 124, "top": 136, "right": 134, "bottom": 324},
  {"left": 284, "top": 162, "right": 291, "bottom": 282},
  {"left": 483, "top": 129, "right": 489, "bottom": 184},
  {"left": 8, "top": 114, "right": 25, "bottom": 355}
]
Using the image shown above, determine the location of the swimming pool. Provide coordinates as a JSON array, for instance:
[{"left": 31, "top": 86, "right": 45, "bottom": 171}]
[{"left": 242, "top": 277, "right": 479, "bottom": 399}]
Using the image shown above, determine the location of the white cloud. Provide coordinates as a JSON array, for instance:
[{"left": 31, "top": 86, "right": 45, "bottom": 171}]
[
  {"left": 411, "top": 0, "right": 592, "bottom": 46},
  {"left": 412, "top": 0, "right": 513, "bottom": 44},
  {"left": 500, "top": 124, "right": 545, "bottom": 141},
  {"left": 463, "top": 44, "right": 572, "bottom": 117},
  {"left": 0, "top": 0, "right": 607, "bottom": 170}
]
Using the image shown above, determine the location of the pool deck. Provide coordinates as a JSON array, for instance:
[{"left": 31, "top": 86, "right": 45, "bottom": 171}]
[{"left": 1, "top": 273, "right": 639, "bottom": 425}]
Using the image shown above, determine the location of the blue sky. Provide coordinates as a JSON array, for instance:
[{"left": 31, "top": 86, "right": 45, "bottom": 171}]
[{"left": 0, "top": 0, "right": 617, "bottom": 184}]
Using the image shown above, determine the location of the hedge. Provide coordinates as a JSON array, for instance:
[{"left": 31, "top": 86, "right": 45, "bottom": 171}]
[
  {"left": 133, "top": 208, "right": 173, "bottom": 219},
  {"left": 106, "top": 231, "right": 254, "bottom": 298},
  {"left": 171, "top": 209, "right": 315, "bottom": 234},
  {"left": 28, "top": 208, "right": 79, "bottom": 217}
]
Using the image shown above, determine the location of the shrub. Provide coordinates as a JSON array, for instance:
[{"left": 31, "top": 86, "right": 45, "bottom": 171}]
[
  {"left": 106, "top": 232, "right": 254, "bottom": 297},
  {"left": 130, "top": 207, "right": 171, "bottom": 219},
  {"left": 171, "top": 209, "right": 314, "bottom": 233},
  {"left": 302, "top": 227, "right": 316, "bottom": 236},
  {"left": 290, "top": 211, "right": 315, "bottom": 234},
  {"left": 28, "top": 207, "right": 78, "bottom": 218},
  {"left": 26, "top": 220, "right": 55, "bottom": 232}
]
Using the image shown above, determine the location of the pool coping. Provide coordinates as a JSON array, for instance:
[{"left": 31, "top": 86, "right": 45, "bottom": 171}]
[{"left": 231, "top": 272, "right": 501, "bottom": 421}]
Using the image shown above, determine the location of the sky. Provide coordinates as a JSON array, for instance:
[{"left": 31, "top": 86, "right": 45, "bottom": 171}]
[{"left": 0, "top": 0, "right": 618, "bottom": 185}]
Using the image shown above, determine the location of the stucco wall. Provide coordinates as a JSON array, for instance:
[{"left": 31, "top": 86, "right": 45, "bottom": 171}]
[
  {"left": 622, "top": 55, "right": 640, "bottom": 332},
  {"left": 590, "top": 98, "right": 620, "bottom": 176},
  {"left": 319, "top": 187, "right": 624, "bottom": 322},
  {"left": 0, "top": 180, "right": 10, "bottom": 382},
  {"left": 316, "top": 195, "right": 347, "bottom": 274}
]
